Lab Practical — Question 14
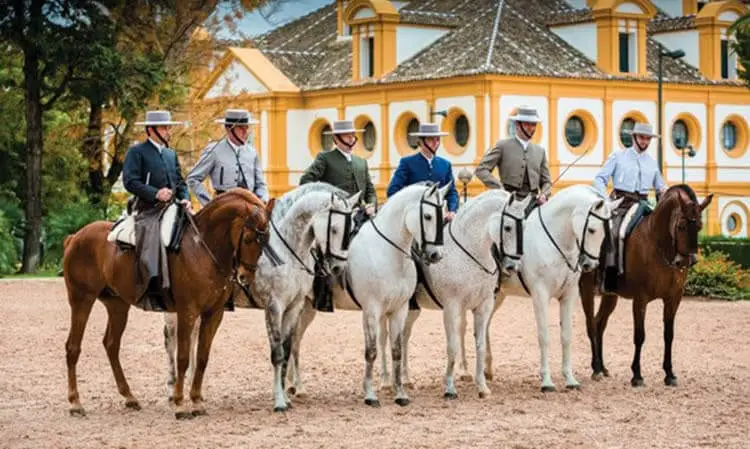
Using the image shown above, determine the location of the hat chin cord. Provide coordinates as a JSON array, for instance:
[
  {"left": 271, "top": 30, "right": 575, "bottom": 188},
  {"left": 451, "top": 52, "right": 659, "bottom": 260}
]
[
  {"left": 518, "top": 123, "right": 535, "bottom": 141},
  {"left": 147, "top": 126, "right": 170, "bottom": 148},
  {"left": 335, "top": 134, "right": 358, "bottom": 152},
  {"left": 229, "top": 126, "right": 246, "bottom": 146},
  {"left": 634, "top": 137, "right": 649, "bottom": 153},
  {"left": 420, "top": 137, "right": 438, "bottom": 155}
]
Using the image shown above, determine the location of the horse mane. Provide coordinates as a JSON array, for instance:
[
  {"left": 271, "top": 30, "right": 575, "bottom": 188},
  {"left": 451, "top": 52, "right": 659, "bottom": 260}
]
[
  {"left": 456, "top": 189, "right": 510, "bottom": 219},
  {"left": 272, "top": 182, "right": 348, "bottom": 221},
  {"left": 664, "top": 184, "right": 697, "bottom": 203},
  {"left": 195, "top": 188, "right": 265, "bottom": 219}
]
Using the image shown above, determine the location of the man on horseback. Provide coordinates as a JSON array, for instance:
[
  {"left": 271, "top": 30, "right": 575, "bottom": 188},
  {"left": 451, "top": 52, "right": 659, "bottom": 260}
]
[
  {"left": 475, "top": 106, "right": 551, "bottom": 215},
  {"left": 300, "top": 119, "right": 377, "bottom": 222},
  {"left": 387, "top": 123, "right": 459, "bottom": 222},
  {"left": 593, "top": 121, "right": 667, "bottom": 292},
  {"left": 122, "top": 110, "right": 190, "bottom": 311},
  {"left": 187, "top": 109, "right": 269, "bottom": 206}
]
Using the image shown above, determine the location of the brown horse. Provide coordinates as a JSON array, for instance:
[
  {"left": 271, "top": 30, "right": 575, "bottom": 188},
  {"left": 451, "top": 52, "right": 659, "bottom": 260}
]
[
  {"left": 62, "top": 189, "right": 274, "bottom": 419},
  {"left": 580, "top": 184, "right": 712, "bottom": 387}
]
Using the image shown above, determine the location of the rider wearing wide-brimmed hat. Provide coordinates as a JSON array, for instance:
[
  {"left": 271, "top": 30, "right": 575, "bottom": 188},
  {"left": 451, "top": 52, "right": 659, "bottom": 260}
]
[
  {"left": 593, "top": 121, "right": 668, "bottom": 293},
  {"left": 386, "top": 122, "right": 459, "bottom": 222},
  {"left": 475, "top": 106, "right": 551, "bottom": 210},
  {"left": 187, "top": 109, "right": 269, "bottom": 206},
  {"left": 300, "top": 119, "right": 377, "bottom": 215}
]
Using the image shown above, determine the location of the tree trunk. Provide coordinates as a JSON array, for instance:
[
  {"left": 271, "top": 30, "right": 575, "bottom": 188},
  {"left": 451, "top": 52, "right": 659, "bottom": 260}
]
[
  {"left": 20, "top": 10, "right": 43, "bottom": 273},
  {"left": 84, "top": 100, "right": 105, "bottom": 207}
]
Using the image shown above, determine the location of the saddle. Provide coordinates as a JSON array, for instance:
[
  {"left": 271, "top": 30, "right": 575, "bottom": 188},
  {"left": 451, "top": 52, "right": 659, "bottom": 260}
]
[
  {"left": 106, "top": 202, "right": 188, "bottom": 312},
  {"left": 600, "top": 199, "right": 653, "bottom": 293}
]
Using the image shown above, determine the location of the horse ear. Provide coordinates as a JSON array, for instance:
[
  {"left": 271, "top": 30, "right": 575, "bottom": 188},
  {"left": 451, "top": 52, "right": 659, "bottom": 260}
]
[
  {"left": 427, "top": 182, "right": 439, "bottom": 197},
  {"left": 438, "top": 181, "right": 452, "bottom": 198},
  {"left": 266, "top": 198, "right": 276, "bottom": 215},
  {"left": 348, "top": 191, "right": 362, "bottom": 207},
  {"left": 609, "top": 197, "right": 624, "bottom": 210},
  {"left": 699, "top": 193, "right": 714, "bottom": 212}
]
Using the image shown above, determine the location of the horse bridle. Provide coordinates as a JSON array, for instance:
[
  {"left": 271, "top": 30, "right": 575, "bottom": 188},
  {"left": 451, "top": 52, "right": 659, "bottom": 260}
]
[
  {"left": 232, "top": 217, "right": 277, "bottom": 277},
  {"left": 538, "top": 202, "right": 611, "bottom": 273},
  {"left": 271, "top": 193, "right": 354, "bottom": 276},
  {"left": 661, "top": 211, "right": 699, "bottom": 270}
]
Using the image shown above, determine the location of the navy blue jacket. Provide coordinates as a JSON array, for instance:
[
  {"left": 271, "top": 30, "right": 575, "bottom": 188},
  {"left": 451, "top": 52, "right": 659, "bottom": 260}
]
[
  {"left": 123, "top": 140, "right": 189, "bottom": 205},
  {"left": 387, "top": 153, "right": 459, "bottom": 212}
]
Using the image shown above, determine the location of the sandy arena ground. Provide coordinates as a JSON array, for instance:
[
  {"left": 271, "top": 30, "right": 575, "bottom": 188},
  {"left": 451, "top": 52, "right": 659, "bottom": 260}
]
[{"left": 0, "top": 279, "right": 748, "bottom": 449}]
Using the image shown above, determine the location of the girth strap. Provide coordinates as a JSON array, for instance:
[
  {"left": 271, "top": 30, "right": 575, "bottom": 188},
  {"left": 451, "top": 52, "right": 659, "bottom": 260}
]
[
  {"left": 344, "top": 270, "right": 362, "bottom": 310},
  {"left": 414, "top": 258, "right": 443, "bottom": 309}
]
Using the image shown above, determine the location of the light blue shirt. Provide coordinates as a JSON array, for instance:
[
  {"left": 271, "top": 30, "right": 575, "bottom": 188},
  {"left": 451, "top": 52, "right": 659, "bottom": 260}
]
[{"left": 593, "top": 146, "right": 667, "bottom": 196}]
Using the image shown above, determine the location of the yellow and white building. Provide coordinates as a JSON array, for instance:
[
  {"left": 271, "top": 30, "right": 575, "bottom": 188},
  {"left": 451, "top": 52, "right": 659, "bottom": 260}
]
[{"left": 189, "top": 0, "right": 750, "bottom": 237}]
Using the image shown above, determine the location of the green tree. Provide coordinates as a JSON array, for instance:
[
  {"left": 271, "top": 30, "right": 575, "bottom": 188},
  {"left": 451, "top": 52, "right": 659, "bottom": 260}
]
[{"left": 730, "top": 12, "right": 750, "bottom": 87}]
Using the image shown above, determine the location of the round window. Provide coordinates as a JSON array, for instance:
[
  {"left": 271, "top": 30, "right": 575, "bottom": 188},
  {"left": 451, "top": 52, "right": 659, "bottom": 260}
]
[
  {"left": 455, "top": 115, "right": 470, "bottom": 147},
  {"left": 727, "top": 214, "right": 738, "bottom": 233},
  {"left": 363, "top": 121, "right": 376, "bottom": 152},
  {"left": 672, "top": 119, "right": 688, "bottom": 150},
  {"left": 565, "top": 116, "right": 585, "bottom": 148},
  {"left": 407, "top": 118, "right": 420, "bottom": 150},
  {"left": 722, "top": 121, "right": 738, "bottom": 151},
  {"left": 321, "top": 124, "right": 334, "bottom": 151},
  {"left": 620, "top": 118, "right": 636, "bottom": 147}
]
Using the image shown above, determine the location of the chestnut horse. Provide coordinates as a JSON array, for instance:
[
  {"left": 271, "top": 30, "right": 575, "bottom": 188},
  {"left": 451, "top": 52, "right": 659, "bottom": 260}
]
[
  {"left": 62, "top": 189, "right": 274, "bottom": 419},
  {"left": 579, "top": 184, "right": 712, "bottom": 387}
]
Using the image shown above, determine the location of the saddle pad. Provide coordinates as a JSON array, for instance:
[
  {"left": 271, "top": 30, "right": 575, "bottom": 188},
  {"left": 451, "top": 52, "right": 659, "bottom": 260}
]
[
  {"left": 618, "top": 203, "right": 640, "bottom": 272},
  {"left": 106, "top": 203, "right": 179, "bottom": 248},
  {"left": 160, "top": 203, "right": 179, "bottom": 248}
]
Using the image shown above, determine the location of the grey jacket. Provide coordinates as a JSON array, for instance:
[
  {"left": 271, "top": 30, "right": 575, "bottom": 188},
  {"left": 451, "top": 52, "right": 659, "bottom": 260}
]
[
  {"left": 187, "top": 138, "right": 269, "bottom": 205},
  {"left": 475, "top": 137, "right": 551, "bottom": 193}
]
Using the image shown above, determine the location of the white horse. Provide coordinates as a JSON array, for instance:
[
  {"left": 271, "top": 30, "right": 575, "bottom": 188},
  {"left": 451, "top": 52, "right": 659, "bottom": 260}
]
[
  {"left": 163, "top": 183, "right": 361, "bottom": 412},
  {"left": 325, "top": 182, "right": 450, "bottom": 407},
  {"left": 458, "top": 184, "right": 622, "bottom": 391}
]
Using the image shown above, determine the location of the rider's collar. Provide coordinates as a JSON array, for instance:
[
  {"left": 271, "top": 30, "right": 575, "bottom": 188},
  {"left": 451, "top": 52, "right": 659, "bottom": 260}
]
[
  {"left": 515, "top": 135, "right": 530, "bottom": 150},
  {"left": 336, "top": 147, "right": 352, "bottom": 162},
  {"left": 148, "top": 137, "right": 165, "bottom": 153}
]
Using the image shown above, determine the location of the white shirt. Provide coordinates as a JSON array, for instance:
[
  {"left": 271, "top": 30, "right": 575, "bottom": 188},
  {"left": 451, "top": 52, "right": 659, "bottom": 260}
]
[
  {"left": 420, "top": 151, "right": 434, "bottom": 167},
  {"left": 148, "top": 137, "right": 164, "bottom": 154},
  {"left": 515, "top": 135, "right": 530, "bottom": 151},
  {"left": 336, "top": 147, "right": 352, "bottom": 162},
  {"left": 593, "top": 146, "right": 667, "bottom": 195},
  {"left": 227, "top": 138, "right": 243, "bottom": 154}
]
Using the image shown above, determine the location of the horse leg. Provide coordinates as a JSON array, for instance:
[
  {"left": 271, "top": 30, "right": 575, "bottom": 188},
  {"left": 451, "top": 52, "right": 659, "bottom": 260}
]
[
  {"left": 484, "top": 293, "right": 505, "bottom": 382},
  {"left": 189, "top": 308, "right": 225, "bottom": 416},
  {"left": 163, "top": 313, "right": 178, "bottom": 400},
  {"left": 279, "top": 297, "right": 305, "bottom": 407},
  {"left": 362, "top": 309, "right": 381, "bottom": 407},
  {"left": 378, "top": 314, "right": 391, "bottom": 391},
  {"left": 443, "top": 304, "right": 462, "bottom": 399},
  {"left": 265, "top": 299, "right": 288, "bottom": 412},
  {"left": 473, "top": 299, "right": 494, "bottom": 398},
  {"left": 457, "top": 310, "right": 473, "bottom": 382},
  {"left": 101, "top": 299, "right": 140, "bottom": 410},
  {"left": 65, "top": 291, "right": 97, "bottom": 417},
  {"left": 579, "top": 274, "right": 600, "bottom": 380},
  {"left": 662, "top": 297, "right": 681, "bottom": 387},
  {"left": 531, "top": 289, "right": 554, "bottom": 392},
  {"left": 389, "top": 306, "right": 410, "bottom": 406},
  {"left": 287, "top": 300, "right": 315, "bottom": 398},
  {"left": 560, "top": 290, "right": 581, "bottom": 390},
  {"left": 594, "top": 294, "right": 619, "bottom": 379},
  {"left": 172, "top": 310, "right": 199, "bottom": 419},
  {"left": 630, "top": 297, "right": 648, "bottom": 387},
  {"left": 401, "top": 309, "right": 420, "bottom": 389}
]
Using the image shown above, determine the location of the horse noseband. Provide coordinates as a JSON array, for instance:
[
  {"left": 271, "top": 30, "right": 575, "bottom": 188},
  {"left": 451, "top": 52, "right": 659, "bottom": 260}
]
[
  {"left": 417, "top": 190, "right": 445, "bottom": 262},
  {"left": 499, "top": 204, "right": 524, "bottom": 261}
]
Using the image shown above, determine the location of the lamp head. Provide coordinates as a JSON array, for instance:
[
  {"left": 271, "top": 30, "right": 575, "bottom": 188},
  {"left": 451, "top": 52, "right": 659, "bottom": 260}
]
[{"left": 457, "top": 167, "right": 473, "bottom": 184}]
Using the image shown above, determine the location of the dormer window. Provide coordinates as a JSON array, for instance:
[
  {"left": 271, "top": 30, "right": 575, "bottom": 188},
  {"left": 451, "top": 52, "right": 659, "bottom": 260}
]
[
  {"left": 721, "top": 38, "right": 738, "bottom": 80},
  {"left": 344, "top": 0, "right": 399, "bottom": 81},
  {"left": 361, "top": 36, "right": 374, "bottom": 78},
  {"left": 618, "top": 27, "right": 637, "bottom": 73},
  {"left": 590, "top": 0, "right": 656, "bottom": 75}
]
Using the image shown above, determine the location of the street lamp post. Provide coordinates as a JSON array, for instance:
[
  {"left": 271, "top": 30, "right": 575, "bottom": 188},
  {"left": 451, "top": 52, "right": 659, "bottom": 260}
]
[
  {"left": 657, "top": 48, "right": 686, "bottom": 173},
  {"left": 680, "top": 144, "right": 697, "bottom": 184},
  {"left": 457, "top": 168, "right": 473, "bottom": 205}
]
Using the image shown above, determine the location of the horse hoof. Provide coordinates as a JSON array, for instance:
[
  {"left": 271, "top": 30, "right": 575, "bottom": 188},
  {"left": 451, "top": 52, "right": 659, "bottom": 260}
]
[
  {"left": 286, "top": 386, "right": 297, "bottom": 396},
  {"left": 541, "top": 385, "right": 556, "bottom": 393},
  {"left": 478, "top": 391, "right": 490, "bottom": 399},
  {"left": 631, "top": 378, "right": 645, "bottom": 387},
  {"left": 444, "top": 392, "right": 458, "bottom": 400},
  {"left": 69, "top": 407, "right": 86, "bottom": 417},
  {"left": 364, "top": 399, "right": 381, "bottom": 408},
  {"left": 664, "top": 376, "right": 678, "bottom": 387},
  {"left": 125, "top": 400, "right": 141, "bottom": 411},
  {"left": 458, "top": 373, "right": 473, "bottom": 382},
  {"left": 273, "top": 405, "right": 288, "bottom": 413},
  {"left": 191, "top": 408, "right": 207, "bottom": 417},
  {"left": 484, "top": 372, "right": 494, "bottom": 381},
  {"left": 602, "top": 368, "right": 610, "bottom": 377},
  {"left": 395, "top": 398, "right": 410, "bottom": 407},
  {"left": 591, "top": 372, "right": 604, "bottom": 381},
  {"left": 566, "top": 384, "right": 581, "bottom": 391},
  {"left": 175, "top": 411, "right": 194, "bottom": 420}
]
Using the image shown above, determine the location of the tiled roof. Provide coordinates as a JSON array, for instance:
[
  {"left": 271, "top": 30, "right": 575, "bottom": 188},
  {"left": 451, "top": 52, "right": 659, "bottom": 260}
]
[
  {"left": 239, "top": 0, "right": 742, "bottom": 91},
  {"left": 648, "top": 15, "right": 696, "bottom": 33}
]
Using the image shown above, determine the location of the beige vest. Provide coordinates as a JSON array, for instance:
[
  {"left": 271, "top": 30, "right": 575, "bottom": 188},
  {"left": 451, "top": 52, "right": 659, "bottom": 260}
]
[{"left": 475, "top": 138, "right": 551, "bottom": 193}]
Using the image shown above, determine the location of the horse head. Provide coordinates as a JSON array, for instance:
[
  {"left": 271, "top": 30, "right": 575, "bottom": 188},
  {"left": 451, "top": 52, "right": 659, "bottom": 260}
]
[
  {"left": 660, "top": 185, "right": 713, "bottom": 269},
  {"left": 230, "top": 196, "right": 275, "bottom": 286},
  {"left": 572, "top": 193, "right": 622, "bottom": 273},
  {"left": 309, "top": 190, "right": 361, "bottom": 277},
  {"left": 405, "top": 182, "right": 451, "bottom": 265},
  {"left": 490, "top": 193, "right": 531, "bottom": 273}
]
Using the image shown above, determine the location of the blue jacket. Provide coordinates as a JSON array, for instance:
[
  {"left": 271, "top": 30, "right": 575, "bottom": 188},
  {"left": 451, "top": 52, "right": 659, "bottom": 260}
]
[
  {"left": 387, "top": 153, "right": 459, "bottom": 212},
  {"left": 123, "top": 140, "right": 189, "bottom": 205}
]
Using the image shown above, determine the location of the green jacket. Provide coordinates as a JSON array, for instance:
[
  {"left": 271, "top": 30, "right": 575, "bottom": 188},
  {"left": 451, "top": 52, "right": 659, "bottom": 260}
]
[{"left": 300, "top": 149, "right": 377, "bottom": 206}]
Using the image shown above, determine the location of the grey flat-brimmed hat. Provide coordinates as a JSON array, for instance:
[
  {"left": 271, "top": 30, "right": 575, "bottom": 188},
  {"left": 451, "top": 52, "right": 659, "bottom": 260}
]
[
  {"left": 509, "top": 106, "right": 541, "bottom": 123},
  {"left": 408, "top": 123, "right": 449, "bottom": 137},
  {"left": 135, "top": 110, "right": 182, "bottom": 126},
  {"left": 625, "top": 122, "right": 659, "bottom": 138},
  {"left": 323, "top": 120, "right": 364, "bottom": 135},
  {"left": 215, "top": 109, "right": 259, "bottom": 126}
]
